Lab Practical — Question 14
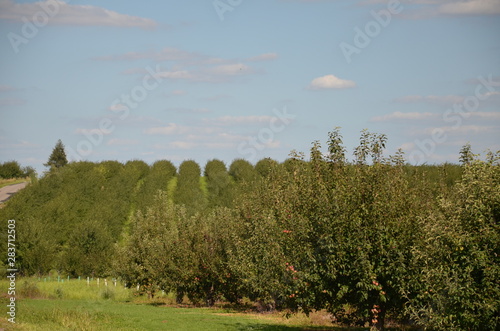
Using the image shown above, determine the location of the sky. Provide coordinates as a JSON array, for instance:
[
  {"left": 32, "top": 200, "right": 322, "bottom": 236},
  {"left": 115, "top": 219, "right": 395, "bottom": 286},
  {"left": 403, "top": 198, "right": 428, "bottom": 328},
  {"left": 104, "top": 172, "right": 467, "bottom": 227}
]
[{"left": 0, "top": 0, "right": 499, "bottom": 174}]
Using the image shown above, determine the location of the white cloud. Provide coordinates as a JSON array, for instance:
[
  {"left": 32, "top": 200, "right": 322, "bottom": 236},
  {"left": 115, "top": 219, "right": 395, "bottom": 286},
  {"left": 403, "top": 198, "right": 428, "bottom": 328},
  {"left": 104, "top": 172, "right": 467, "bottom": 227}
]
[
  {"left": 167, "top": 141, "right": 198, "bottom": 150},
  {"left": 482, "top": 91, "right": 500, "bottom": 98},
  {"left": 398, "top": 142, "right": 416, "bottom": 151},
  {"left": 247, "top": 53, "right": 279, "bottom": 62},
  {"left": 144, "top": 123, "right": 187, "bottom": 135},
  {"left": 75, "top": 128, "right": 112, "bottom": 135},
  {"left": 96, "top": 49, "right": 275, "bottom": 83},
  {"left": 394, "top": 94, "right": 465, "bottom": 105},
  {"left": 280, "top": 0, "right": 340, "bottom": 2},
  {"left": 145, "top": 119, "right": 285, "bottom": 152},
  {"left": 470, "top": 111, "right": 500, "bottom": 119},
  {"left": 107, "top": 138, "right": 138, "bottom": 146},
  {"left": 0, "top": 85, "right": 16, "bottom": 92},
  {"left": 423, "top": 125, "right": 497, "bottom": 135},
  {"left": 372, "top": 111, "right": 437, "bottom": 121},
  {"left": 357, "top": 0, "right": 500, "bottom": 18},
  {"left": 95, "top": 47, "right": 199, "bottom": 62},
  {"left": 198, "top": 94, "right": 230, "bottom": 102},
  {"left": 171, "top": 90, "right": 187, "bottom": 96},
  {"left": 205, "top": 63, "right": 252, "bottom": 76},
  {"left": 165, "top": 107, "right": 210, "bottom": 114},
  {"left": 394, "top": 95, "right": 424, "bottom": 103},
  {"left": 155, "top": 65, "right": 255, "bottom": 83},
  {"left": 157, "top": 70, "right": 197, "bottom": 80},
  {"left": 97, "top": 49, "right": 276, "bottom": 67},
  {"left": 165, "top": 140, "right": 239, "bottom": 150},
  {"left": 0, "top": 138, "right": 39, "bottom": 149},
  {"left": 205, "top": 115, "right": 275, "bottom": 126},
  {"left": 145, "top": 123, "right": 221, "bottom": 136},
  {"left": 373, "top": 111, "right": 500, "bottom": 123},
  {"left": 0, "top": 98, "right": 24, "bottom": 106},
  {"left": 438, "top": 0, "right": 500, "bottom": 15},
  {"left": 0, "top": 0, "right": 158, "bottom": 29},
  {"left": 308, "top": 74, "right": 356, "bottom": 90},
  {"left": 420, "top": 95, "right": 465, "bottom": 104},
  {"left": 155, "top": 131, "right": 280, "bottom": 151},
  {"left": 108, "top": 103, "right": 128, "bottom": 111},
  {"left": 263, "top": 140, "right": 281, "bottom": 148}
]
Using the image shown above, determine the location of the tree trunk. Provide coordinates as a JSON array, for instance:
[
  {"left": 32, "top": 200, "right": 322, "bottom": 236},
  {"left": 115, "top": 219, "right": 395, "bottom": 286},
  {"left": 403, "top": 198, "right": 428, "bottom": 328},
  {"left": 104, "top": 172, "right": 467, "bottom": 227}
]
[
  {"left": 375, "top": 305, "right": 386, "bottom": 330},
  {"left": 176, "top": 290, "right": 184, "bottom": 304}
]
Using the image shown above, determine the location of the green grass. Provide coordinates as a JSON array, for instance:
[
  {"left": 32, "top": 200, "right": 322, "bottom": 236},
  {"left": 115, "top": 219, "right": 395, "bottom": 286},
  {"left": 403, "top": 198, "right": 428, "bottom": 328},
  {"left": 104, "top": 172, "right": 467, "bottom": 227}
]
[
  {"left": 13, "top": 300, "right": 336, "bottom": 331},
  {"left": 0, "top": 278, "right": 347, "bottom": 330},
  {"left": 166, "top": 177, "right": 177, "bottom": 202},
  {"left": 200, "top": 176, "right": 208, "bottom": 196}
]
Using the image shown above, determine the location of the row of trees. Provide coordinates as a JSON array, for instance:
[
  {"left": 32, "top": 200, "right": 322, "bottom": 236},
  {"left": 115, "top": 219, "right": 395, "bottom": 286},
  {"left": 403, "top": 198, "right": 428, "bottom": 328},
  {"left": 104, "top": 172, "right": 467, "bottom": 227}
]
[
  {"left": 0, "top": 155, "right": 268, "bottom": 277},
  {"left": 1, "top": 130, "right": 498, "bottom": 329},
  {"left": 0, "top": 160, "right": 35, "bottom": 179}
]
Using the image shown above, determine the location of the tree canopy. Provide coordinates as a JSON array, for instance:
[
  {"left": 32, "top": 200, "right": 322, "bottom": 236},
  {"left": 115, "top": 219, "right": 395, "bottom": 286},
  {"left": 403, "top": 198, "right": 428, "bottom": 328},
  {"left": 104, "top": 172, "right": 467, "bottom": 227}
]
[{"left": 44, "top": 139, "right": 68, "bottom": 170}]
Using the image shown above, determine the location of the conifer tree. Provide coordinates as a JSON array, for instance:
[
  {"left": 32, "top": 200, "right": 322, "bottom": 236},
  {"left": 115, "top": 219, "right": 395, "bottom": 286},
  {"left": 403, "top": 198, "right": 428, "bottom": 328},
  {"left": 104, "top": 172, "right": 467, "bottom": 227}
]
[{"left": 44, "top": 139, "right": 68, "bottom": 170}]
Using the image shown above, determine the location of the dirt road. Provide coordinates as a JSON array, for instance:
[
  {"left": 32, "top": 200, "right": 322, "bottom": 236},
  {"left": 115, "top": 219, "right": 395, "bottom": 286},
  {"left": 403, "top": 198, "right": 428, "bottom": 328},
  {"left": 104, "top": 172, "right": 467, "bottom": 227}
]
[{"left": 0, "top": 182, "right": 28, "bottom": 203}]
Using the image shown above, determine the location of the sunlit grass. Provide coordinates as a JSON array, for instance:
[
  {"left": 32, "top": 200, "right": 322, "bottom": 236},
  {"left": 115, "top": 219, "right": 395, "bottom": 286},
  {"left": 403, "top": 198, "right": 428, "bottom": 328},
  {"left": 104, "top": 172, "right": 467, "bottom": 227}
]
[
  {"left": 0, "top": 276, "right": 131, "bottom": 301},
  {"left": 0, "top": 277, "right": 346, "bottom": 330}
]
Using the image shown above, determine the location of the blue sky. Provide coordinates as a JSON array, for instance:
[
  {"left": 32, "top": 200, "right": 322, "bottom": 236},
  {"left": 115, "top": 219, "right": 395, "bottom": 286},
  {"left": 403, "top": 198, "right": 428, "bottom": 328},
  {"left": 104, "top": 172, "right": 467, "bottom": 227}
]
[{"left": 1, "top": 0, "right": 499, "bottom": 173}]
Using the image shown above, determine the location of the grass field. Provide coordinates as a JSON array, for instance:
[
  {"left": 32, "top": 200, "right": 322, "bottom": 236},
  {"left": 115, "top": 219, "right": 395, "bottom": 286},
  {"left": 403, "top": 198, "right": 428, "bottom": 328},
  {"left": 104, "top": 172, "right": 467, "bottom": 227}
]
[{"left": 0, "top": 277, "right": 348, "bottom": 331}]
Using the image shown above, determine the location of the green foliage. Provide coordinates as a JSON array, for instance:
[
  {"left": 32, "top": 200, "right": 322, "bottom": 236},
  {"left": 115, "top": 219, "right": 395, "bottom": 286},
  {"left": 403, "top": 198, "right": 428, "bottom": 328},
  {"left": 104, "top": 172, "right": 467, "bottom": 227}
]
[
  {"left": 44, "top": 139, "right": 68, "bottom": 170},
  {"left": 353, "top": 129, "right": 387, "bottom": 165},
  {"left": 0, "top": 160, "right": 24, "bottom": 179},
  {"left": 204, "top": 159, "right": 233, "bottom": 208},
  {"left": 255, "top": 157, "right": 278, "bottom": 178},
  {"left": 101, "top": 287, "right": 115, "bottom": 300},
  {"left": 174, "top": 160, "right": 206, "bottom": 212},
  {"left": 135, "top": 160, "right": 176, "bottom": 212},
  {"left": 119, "top": 191, "right": 240, "bottom": 305},
  {"left": 405, "top": 153, "right": 500, "bottom": 330},
  {"left": 19, "top": 280, "right": 43, "bottom": 299},
  {"left": 0, "top": 160, "right": 141, "bottom": 276},
  {"left": 16, "top": 217, "right": 56, "bottom": 276},
  {"left": 63, "top": 221, "right": 113, "bottom": 277},
  {"left": 118, "top": 192, "right": 189, "bottom": 298},
  {"left": 229, "top": 159, "right": 257, "bottom": 183},
  {"left": 327, "top": 126, "right": 346, "bottom": 164},
  {"left": 459, "top": 142, "right": 474, "bottom": 166}
]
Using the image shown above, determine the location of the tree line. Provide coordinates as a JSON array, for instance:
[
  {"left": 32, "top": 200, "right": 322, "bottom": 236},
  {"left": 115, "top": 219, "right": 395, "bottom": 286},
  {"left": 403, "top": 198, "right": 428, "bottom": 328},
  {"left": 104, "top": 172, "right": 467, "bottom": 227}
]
[
  {"left": 0, "top": 130, "right": 498, "bottom": 330},
  {"left": 0, "top": 161, "right": 35, "bottom": 179}
]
